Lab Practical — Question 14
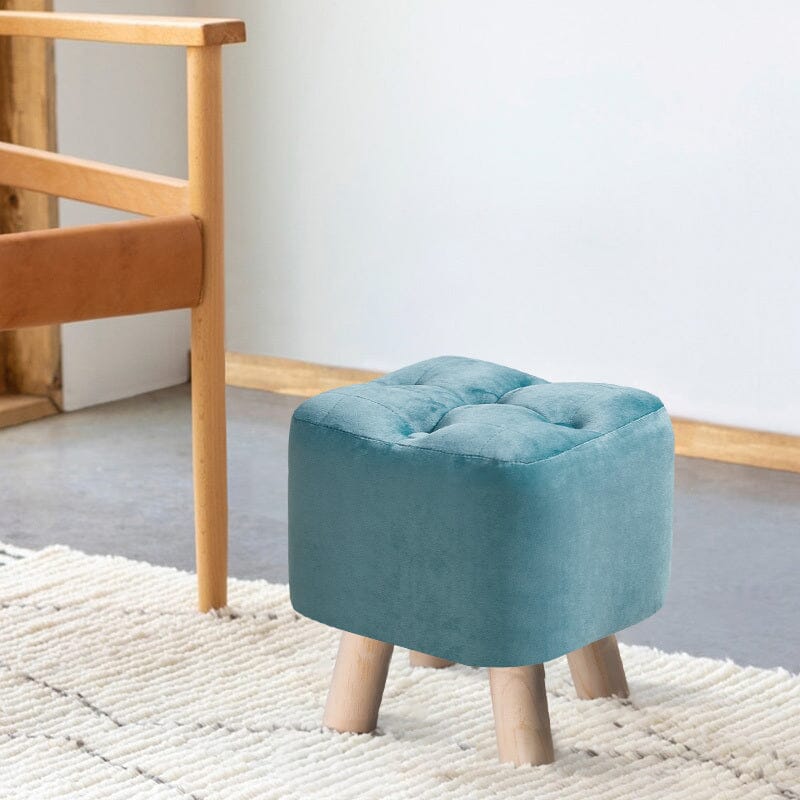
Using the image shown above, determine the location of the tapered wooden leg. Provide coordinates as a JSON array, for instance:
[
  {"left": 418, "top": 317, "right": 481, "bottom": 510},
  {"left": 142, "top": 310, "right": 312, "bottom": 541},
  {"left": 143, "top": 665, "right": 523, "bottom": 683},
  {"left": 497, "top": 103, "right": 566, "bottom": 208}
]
[
  {"left": 489, "top": 664, "right": 554, "bottom": 766},
  {"left": 409, "top": 651, "right": 455, "bottom": 669},
  {"left": 324, "top": 632, "right": 394, "bottom": 733},
  {"left": 567, "top": 634, "right": 629, "bottom": 699}
]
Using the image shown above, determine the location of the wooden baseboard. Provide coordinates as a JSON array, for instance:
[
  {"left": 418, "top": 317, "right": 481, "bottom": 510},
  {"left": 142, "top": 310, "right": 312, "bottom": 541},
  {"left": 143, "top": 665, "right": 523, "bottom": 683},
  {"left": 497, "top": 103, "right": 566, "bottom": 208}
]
[
  {"left": 225, "top": 352, "right": 800, "bottom": 474},
  {"left": 672, "top": 418, "right": 800, "bottom": 474},
  {"left": 0, "top": 393, "right": 58, "bottom": 429},
  {"left": 225, "top": 352, "right": 382, "bottom": 398}
]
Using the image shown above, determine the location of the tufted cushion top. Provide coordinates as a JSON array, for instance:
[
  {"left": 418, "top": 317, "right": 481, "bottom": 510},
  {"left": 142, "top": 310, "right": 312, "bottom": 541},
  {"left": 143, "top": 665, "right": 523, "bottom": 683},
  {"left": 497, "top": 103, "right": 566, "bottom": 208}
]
[{"left": 293, "top": 356, "right": 665, "bottom": 464}]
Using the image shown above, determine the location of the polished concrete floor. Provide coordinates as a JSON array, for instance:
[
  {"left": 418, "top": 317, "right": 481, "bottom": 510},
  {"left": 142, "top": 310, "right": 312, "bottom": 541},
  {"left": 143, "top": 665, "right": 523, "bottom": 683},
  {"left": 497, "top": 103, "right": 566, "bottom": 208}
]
[{"left": 1, "top": 383, "right": 798, "bottom": 673}]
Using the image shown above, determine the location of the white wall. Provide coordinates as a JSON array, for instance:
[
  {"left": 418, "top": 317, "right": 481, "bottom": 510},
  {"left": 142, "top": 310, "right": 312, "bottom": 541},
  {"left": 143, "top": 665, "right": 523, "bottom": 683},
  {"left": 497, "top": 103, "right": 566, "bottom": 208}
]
[
  {"left": 55, "top": 0, "right": 192, "bottom": 410},
  {"left": 198, "top": 0, "right": 799, "bottom": 435}
]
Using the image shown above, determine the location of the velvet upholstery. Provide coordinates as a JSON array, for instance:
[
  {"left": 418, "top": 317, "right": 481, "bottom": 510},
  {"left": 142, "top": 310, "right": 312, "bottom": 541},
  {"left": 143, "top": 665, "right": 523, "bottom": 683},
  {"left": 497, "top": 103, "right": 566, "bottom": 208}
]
[{"left": 288, "top": 356, "right": 674, "bottom": 667}]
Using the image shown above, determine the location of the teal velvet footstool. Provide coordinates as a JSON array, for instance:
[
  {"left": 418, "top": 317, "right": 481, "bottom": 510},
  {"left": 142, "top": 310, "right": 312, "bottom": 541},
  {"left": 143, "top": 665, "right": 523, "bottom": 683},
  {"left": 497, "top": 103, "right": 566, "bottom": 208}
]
[{"left": 288, "top": 355, "right": 674, "bottom": 765}]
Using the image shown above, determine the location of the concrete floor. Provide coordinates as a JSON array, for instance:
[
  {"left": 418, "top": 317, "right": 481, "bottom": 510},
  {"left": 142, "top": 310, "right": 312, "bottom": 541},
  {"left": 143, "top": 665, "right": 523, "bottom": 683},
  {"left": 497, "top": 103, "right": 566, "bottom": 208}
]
[{"left": 1, "top": 383, "right": 798, "bottom": 673}]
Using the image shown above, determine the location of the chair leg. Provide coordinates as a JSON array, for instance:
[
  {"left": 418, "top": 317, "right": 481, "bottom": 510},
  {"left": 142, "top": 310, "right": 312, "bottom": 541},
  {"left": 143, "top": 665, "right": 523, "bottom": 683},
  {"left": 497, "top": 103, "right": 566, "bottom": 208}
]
[
  {"left": 489, "top": 664, "right": 554, "bottom": 766},
  {"left": 188, "top": 45, "right": 228, "bottom": 613},
  {"left": 567, "top": 634, "right": 629, "bottom": 699},
  {"left": 409, "top": 651, "right": 455, "bottom": 669},
  {"left": 190, "top": 323, "right": 228, "bottom": 613},
  {"left": 324, "top": 632, "right": 394, "bottom": 733}
]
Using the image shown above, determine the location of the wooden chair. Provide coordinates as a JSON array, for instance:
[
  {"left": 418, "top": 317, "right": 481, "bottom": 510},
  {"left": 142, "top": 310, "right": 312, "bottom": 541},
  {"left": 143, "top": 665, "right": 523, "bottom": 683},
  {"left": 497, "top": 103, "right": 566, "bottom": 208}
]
[{"left": 0, "top": 11, "right": 246, "bottom": 611}]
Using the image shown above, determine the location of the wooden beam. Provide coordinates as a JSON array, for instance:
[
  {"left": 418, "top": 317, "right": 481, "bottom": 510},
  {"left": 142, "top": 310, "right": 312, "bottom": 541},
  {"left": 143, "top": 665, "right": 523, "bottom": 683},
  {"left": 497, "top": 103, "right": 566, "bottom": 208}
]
[
  {"left": 0, "top": 0, "right": 61, "bottom": 406},
  {"left": 0, "top": 142, "right": 189, "bottom": 217},
  {"left": 0, "top": 392, "right": 57, "bottom": 428},
  {"left": 3, "top": 325, "right": 61, "bottom": 405},
  {"left": 225, "top": 352, "right": 800, "bottom": 474},
  {"left": 0, "top": 215, "right": 203, "bottom": 329},
  {"left": 225, "top": 352, "right": 383, "bottom": 398},
  {"left": 0, "top": 11, "right": 246, "bottom": 47}
]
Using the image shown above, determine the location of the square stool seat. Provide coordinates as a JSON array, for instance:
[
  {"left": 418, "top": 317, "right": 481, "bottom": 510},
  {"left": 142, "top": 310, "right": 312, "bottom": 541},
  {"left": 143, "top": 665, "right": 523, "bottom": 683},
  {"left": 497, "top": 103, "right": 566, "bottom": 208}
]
[{"left": 289, "top": 355, "right": 674, "bottom": 669}]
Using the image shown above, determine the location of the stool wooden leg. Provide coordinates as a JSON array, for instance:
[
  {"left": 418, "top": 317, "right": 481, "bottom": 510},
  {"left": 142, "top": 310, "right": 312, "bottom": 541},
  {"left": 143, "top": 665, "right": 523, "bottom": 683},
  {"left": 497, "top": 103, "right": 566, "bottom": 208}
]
[
  {"left": 409, "top": 651, "right": 455, "bottom": 669},
  {"left": 489, "top": 664, "right": 554, "bottom": 766},
  {"left": 324, "top": 632, "right": 394, "bottom": 733},
  {"left": 567, "top": 634, "right": 629, "bottom": 699}
]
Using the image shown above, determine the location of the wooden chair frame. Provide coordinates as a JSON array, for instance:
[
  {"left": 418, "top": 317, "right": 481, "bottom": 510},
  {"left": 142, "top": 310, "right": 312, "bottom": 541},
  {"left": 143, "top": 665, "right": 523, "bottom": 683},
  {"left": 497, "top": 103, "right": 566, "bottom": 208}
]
[{"left": 0, "top": 11, "right": 247, "bottom": 611}]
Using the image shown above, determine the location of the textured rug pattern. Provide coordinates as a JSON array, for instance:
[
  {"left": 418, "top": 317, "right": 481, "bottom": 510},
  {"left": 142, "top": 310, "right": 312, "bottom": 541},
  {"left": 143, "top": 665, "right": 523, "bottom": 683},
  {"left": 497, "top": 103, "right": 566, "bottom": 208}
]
[{"left": 0, "top": 545, "right": 798, "bottom": 799}]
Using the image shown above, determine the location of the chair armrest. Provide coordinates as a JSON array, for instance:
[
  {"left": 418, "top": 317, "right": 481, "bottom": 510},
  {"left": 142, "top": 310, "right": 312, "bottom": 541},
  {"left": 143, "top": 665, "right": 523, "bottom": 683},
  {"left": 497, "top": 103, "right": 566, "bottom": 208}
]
[{"left": 0, "top": 10, "right": 245, "bottom": 47}]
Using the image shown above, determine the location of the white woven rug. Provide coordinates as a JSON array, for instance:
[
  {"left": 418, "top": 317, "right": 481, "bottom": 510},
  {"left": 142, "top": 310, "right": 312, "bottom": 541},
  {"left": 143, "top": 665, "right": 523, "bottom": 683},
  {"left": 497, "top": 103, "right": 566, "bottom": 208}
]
[{"left": 0, "top": 544, "right": 798, "bottom": 800}]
